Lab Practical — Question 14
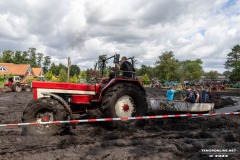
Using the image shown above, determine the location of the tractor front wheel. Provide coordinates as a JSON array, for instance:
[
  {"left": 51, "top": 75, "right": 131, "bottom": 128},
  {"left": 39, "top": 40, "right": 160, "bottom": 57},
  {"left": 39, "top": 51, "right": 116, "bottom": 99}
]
[
  {"left": 22, "top": 98, "right": 68, "bottom": 136},
  {"left": 102, "top": 84, "right": 148, "bottom": 128}
]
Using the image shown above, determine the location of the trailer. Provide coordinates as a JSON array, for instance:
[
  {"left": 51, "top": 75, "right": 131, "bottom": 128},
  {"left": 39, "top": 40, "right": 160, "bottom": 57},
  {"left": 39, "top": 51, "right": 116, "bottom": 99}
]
[{"left": 149, "top": 98, "right": 215, "bottom": 114}]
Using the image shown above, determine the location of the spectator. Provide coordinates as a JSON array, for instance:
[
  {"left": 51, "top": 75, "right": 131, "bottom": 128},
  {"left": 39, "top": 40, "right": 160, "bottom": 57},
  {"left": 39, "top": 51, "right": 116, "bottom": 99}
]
[
  {"left": 174, "top": 85, "right": 185, "bottom": 100},
  {"left": 191, "top": 86, "right": 201, "bottom": 103},
  {"left": 207, "top": 88, "right": 215, "bottom": 102},
  {"left": 199, "top": 86, "right": 209, "bottom": 103},
  {"left": 184, "top": 86, "right": 195, "bottom": 103},
  {"left": 166, "top": 86, "right": 175, "bottom": 101}
]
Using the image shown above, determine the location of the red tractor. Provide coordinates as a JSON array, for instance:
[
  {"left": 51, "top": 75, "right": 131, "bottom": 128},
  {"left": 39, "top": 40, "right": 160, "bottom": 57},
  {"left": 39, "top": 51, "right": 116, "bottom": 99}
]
[
  {"left": 150, "top": 78, "right": 161, "bottom": 88},
  {"left": 22, "top": 55, "right": 148, "bottom": 135},
  {"left": 4, "top": 76, "right": 31, "bottom": 92}
]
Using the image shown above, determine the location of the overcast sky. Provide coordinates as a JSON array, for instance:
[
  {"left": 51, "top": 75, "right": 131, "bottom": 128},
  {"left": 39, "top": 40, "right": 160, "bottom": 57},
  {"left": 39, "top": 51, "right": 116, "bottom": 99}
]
[{"left": 0, "top": 0, "right": 239, "bottom": 73}]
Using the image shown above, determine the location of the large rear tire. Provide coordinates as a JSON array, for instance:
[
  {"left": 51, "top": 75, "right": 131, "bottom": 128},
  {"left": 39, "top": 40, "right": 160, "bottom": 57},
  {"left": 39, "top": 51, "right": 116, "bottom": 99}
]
[
  {"left": 24, "top": 85, "right": 31, "bottom": 92},
  {"left": 22, "top": 98, "right": 67, "bottom": 136},
  {"left": 101, "top": 84, "right": 148, "bottom": 128}
]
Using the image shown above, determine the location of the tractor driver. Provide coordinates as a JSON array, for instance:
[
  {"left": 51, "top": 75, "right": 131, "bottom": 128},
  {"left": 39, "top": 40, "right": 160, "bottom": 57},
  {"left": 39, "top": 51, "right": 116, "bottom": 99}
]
[{"left": 115, "top": 56, "right": 135, "bottom": 78}]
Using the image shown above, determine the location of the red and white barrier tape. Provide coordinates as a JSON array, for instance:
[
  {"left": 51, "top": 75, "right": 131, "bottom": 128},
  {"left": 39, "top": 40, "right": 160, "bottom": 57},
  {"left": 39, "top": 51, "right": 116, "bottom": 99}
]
[{"left": 0, "top": 112, "right": 239, "bottom": 127}]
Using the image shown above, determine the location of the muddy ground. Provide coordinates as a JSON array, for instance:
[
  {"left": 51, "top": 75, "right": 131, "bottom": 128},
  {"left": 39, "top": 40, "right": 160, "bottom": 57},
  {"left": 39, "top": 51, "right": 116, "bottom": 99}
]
[{"left": 0, "top": 89, "right": 239, "bottom": 160}]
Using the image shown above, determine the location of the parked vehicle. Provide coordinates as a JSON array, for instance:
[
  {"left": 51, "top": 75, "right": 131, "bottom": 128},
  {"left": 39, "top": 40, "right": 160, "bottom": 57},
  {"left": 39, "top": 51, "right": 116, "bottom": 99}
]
[
  {"left": 4, "top": 76, "right": 31, "bottom": 92},
  {"left": 211, "top": 84, "right": 225, "bottom": 91},
  {"left": 232, "top": 83, "right": 240, "bottom": 88},
  {"left": 150, "top": 78, "right": 161, "bottom": 88}
]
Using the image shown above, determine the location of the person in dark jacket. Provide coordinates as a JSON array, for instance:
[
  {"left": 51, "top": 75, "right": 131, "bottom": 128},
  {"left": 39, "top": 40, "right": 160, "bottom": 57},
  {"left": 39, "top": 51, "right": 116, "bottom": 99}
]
[
  {"left": 192, "top": 86, "right": 201, "bottom": 103},
  {"left": 199, "top": 86, "right": 209, "bottom": 103},
  {"left": 184, "top": 86, "right": 195, "bottom": 103},
  {"left": 115, "top": 56, "right": 135, "bottom": 78}
]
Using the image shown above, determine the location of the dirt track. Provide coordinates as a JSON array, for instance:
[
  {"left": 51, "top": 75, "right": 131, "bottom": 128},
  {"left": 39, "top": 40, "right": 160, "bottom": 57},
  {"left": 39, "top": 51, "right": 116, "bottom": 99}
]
[{"left": 0, "top": 90, "right": 239, "bottom": 160}]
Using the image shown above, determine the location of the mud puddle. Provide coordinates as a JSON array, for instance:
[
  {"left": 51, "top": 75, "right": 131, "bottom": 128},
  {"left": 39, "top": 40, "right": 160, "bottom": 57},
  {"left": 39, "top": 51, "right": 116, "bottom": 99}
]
[{"left": 216, "top": 96, "right": 240, "bottom": 113}]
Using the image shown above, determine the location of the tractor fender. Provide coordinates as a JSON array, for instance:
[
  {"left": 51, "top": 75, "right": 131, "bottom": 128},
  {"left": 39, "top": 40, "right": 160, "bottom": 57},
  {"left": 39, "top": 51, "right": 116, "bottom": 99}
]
[
  {"left": 41, "top": 92, "right": 73, "bottom": 120},
  {"left": 100, "top": 78, "right": 146, "bottom": 96}
]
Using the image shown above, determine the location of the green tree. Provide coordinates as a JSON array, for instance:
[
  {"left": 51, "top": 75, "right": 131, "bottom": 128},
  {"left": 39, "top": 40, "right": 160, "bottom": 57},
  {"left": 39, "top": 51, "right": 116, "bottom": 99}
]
[
  {"left": 22, "top": 51, "right": 29, "bottom": 63},
  {"left": 86, "top": 68, "right": 90, "bottom": 80},
  {"left": 98, "top": 54, "right": 108, "bottom": 76},
  {"left": 131, "top": 56, "right": 138, "bottom": 68},
  {"left": 70, "top": 74, "right": 78, "bottom": 83},
  {"left": 155, "top": 51, "right": 181, "bottom": 81},
  {"left": 13, "top": 51, "right": 23, "bottom": 64},
  {"left": 0, "top": 74, "right": 5, "bottom": 81},
  {"left": 49, "top": 62, "right": 59, "bottom": 75},
  {"left": 142, "top": 74, "right": 150, "bottom": 84},
  {"left": 36, "top": 52, "right": 44, "bottom": 67},
  {"left": 43, "top": 56, "right": 51, "bottom": 73},
  {"left": 59, "top": 68, "right": 67, "bottom": 82},
  {"left": 136, "top": 64, "right": 155, "bottom": 78},
  {"left": 206, "top": 71, "right": 218, "bottom": 80},
  {"left": 59, "top": 63, "right": 67, "bottom": 73},
  {"left": 0, "top": 74, "right": 5, "bottom": 86},
  {"left": 79, "top": 70, "right": 87, "bottom": 80},
  {"left": 70, "top": 64, "right": 80, "bottom": 77},
  {"left": 1, "top": 50, "right": 14, "bottom": 63},
  {"left": 223, "top": 71, "right": 231, "bottom": 79},
  {"left": 180, "top": 59, "right": 204, "bottom": 81},
  {"left": 49, "top": 63, "right": 67, "bottom": 75},
  {"left": 98, "top": 54, "right": 108, "bottom": 68},
  {"left": 225, "top": 44, "right": 240, "bottom": 81},
  {"left": 28, "top": 48, "right": 37, "bottom": 67},
  {"left": 45, "top": 70, "right": 54, "bottom": 81}
]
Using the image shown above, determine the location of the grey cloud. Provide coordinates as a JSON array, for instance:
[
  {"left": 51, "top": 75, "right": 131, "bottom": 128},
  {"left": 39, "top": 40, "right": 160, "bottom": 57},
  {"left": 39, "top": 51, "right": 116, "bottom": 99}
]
[
  {"left": 135, "top": 0, "right": 185, "bottom": 27},
  {"left": 0, "top": 0, "right": 239, "bottom": 73}
]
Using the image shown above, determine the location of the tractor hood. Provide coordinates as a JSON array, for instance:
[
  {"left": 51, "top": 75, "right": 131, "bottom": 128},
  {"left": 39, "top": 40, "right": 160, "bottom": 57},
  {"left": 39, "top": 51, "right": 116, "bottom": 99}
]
[{"left": 32, "top": 81, "right": 100, "bottom": 99}]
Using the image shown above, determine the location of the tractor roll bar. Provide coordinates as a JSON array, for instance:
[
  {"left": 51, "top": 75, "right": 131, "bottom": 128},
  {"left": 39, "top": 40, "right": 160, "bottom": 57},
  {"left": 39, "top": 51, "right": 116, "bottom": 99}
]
[{"left": 95, "top": 54, "right": 135, "bottom": 78}]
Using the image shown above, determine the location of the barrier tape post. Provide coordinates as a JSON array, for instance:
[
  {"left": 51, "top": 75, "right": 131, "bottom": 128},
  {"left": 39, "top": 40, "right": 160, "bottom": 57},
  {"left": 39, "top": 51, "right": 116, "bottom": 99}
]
[{"left": 0, "top": 112, "right": 239, "bottom": 127}]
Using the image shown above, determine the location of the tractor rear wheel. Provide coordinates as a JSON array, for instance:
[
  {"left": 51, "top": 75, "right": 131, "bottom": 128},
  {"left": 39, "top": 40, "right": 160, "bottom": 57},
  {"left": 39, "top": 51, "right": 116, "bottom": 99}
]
[
  {"left": 22, "top": 98, "right": 67, "bottom": 136},
  {"left": 13, "top": 83, "right": 22, "bottom": 92},
  {"left": 24, "top": 85, "right": 31, "bottom": 92},
  {"left": 102, "top": 84, "right": 148, "bottom": 128}
]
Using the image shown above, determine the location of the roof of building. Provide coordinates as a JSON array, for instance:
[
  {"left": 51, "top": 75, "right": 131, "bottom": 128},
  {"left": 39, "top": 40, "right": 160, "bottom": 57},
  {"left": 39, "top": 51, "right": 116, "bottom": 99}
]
[
  {"left": 32, "top": 68, "right": 43, "bottom": 77},
  {"left": 0, "top": 63, "right": 30, "bottom": 75}
]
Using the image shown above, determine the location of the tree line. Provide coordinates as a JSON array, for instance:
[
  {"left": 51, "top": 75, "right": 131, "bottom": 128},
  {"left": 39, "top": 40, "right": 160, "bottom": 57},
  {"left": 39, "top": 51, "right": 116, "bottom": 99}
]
[
  {"left": 137, "top": 44, "right": 240, "bottom": 84},
  {"left": 0, "top": 48, "right": 51, "bottom": 72},
  {"left": 136, "top": 51, "right": 205, "bottom": 84},
  {"left": 0, "top": 44, "right": 239, "bottom": 83},
  {"left": 0, "top": 48, "right": 81, "bottom": 82}
]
